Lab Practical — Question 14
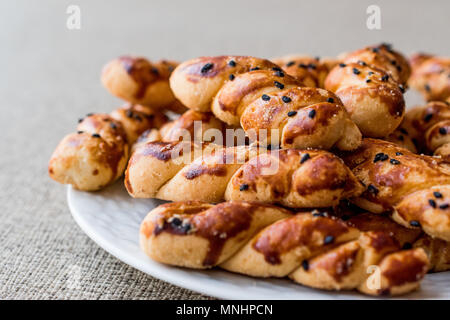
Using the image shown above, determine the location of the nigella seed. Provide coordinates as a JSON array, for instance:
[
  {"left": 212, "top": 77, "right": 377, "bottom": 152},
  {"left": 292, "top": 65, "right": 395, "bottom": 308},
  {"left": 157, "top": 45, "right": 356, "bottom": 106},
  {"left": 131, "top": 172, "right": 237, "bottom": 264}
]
[
  {"left": 249, "top": 67, "right": 260, "bottom": 71},
  {"left": 367, "top": 184, "right": 379, "bottom": 195},
  {"left": 126, "top": 110, "right": 133, "bottom": 118},
  {"left": 78, "top": 118, "right": 84, "bottom": 123},
  {"left": 287, "top": 111, "right": 297, "bottom": 117},
  {"left": 366, "top": 79, "right": 371, "bottom": 83},
  {"left": 170, "top": 217, "right": 182, "bottom": 227},
  {"left": 396, "top": 152, "right": 403, "bottom": 156},
  {"left": 402, "top": 242, "right": 412, "bottom": 250},
  {"left": 381, "top": 75, "right": 389, "bottom": 82},
  {"left": 261, "top": 94, "right": 271, "bottom": 101},
  {"left": 424, "top": 84, "right": 431, "bottom": 92},
  {"left": 429, "top": 199, "right": 437, "bottom": 208},
  {"left": 439, "top": 127, "right": 447, "bottom": 135},
  {"left": 308, "top": 109, "right": 316, "bottom": 118},
  {"left": 228, "top": 60, "right": 236, "bottom": 67},
  {"left": 410, "top": 220, "right": 421, "bottom": 227},
  {"left": 272, "top": 67, "right": 282, "bottom": 72},
  {"left": 274, "top": 70, "right": 285, "bottom": 77},
  {"left": 274, "top": 81, "right": 284, "bottom": 89},
  {"left": 110, "top": 122, "right": 117, "bottom": 129},
  {"left": 390, "top": 159, "right": 401, "bottom": 165},
  {"left": 151, "top": 67, "right": 159, "bottom": 75},
  {"left": 368, "top": 71, "right": 374, "bottom": 75},
  {"left": 424, "top": 113, "right": 433, "bottom": 122},
  {"left": 239, "top": 184, "right": 249, "bottom": 191},
  {"left": 286, "top": 61, "right": 295, "bottom": 67},
  {"left": 339, "top": 63, "right": 346, "bottom": 68},
  {"left": 308, "top": 63, "right": 316, "bottom": 70},
  {"left": 92, "top": 133, "right": 101, "bottom": 138},
  {"left": 300, "top": 153, "right": 310, "bottom": 164},
  {"left": 358, "top": 60, "right": 367, "bottom": 66},
  {"left": 373, "top": 153, "right": 389, "bottom": 163},
  {"left": 371, "top": 47, "right": 380, "bottom": 53},
  {"left": 201, "top": 63, "right": 214, "bottom": 73},
  {"left": 77, "top": 131, "right": 83, "bottom": 134},
  {"left": 440, "top": 204, "right": 449, "bottom": 210},
  {"left": 397, "top": 65, "right": 402, "bottom": 72},
  {"left": 282, "top": 96, "right": 291, "bottom": 103},
  {"left": 298, "top": 63, "right": 307, "bottom": 69},
  {"left": 327, "top": 98, "right": 334, "bottom": 103},
  {"left": 433, "top": 191, "right": 443, "bottom": 198},
  {"left": 229, "top": 74, "right": 235, "bottom": 81},
  {"left": 302, "top": 260, "right": 309, "bottom": 271},
  {"left": 353, "top": 68, "right": 360, "bottom": 75},
  {"left": 399, "top": 85, "right": 405, "bottom": 93},
  {"left": 324, "top": 235, "right": 335, "bottom": 245},
  {"left": 390, "top": 60, "right": 397, "bottom": 66}
]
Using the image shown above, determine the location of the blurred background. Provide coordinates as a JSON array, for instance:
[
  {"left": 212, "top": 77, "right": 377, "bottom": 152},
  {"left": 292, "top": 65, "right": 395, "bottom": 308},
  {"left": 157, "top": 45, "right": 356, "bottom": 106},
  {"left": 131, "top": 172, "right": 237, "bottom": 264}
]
[{"left": 0, "top": 0, "right": 449, "bottom": 299}]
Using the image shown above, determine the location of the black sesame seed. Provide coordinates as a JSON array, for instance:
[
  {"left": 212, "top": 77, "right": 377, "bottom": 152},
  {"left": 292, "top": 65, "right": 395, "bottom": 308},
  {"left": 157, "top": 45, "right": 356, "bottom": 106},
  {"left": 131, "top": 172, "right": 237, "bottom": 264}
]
[
  {"left": 373, "top": 153, "right": 389, "bottom": 163},
  {"left": 126, "top": 110, "right": 133, "bottom": 118},
  {"left": 395, "top": 152, "right": 403, "bottom": 156},
  {"left": 439, "top": 204, "right": 449, "bottom": 210},
  {"left": 287, "top": 110, "right": 297, "bottom": 117},
  {"left": 308, "top": 63, "right": 316, "bottom": 70},
  {"left": 274, "top": 70, "right": 285, "bottom": 77},
  {"left": 366, "top": 79, "right": 372, "bottom": 83},
  {"left": 429, "top": 199, "right": 437, "bottom": 208},
  {"left": 110, "top": 122, "right": 117, "bottom": 129},
  {"left": 434, "top": 191, "right": 443, "bottom": 198},
  {"left": 339, "top": 63, "right": 346, "bottom": 68},
  {"left": 308, "top": 109, "right": 316, "bottom": 119},
  {"left": 396, "top": 65, "right": 402, "bottom": 72},
  {"left": 315, "top": 56, "right": 320, "bottom": 61},
  {"left": 327, "top": 98, "right": 334, "bottom": 103},
  {"left": 77, "top": 131, "right": 83, "bottom": 134},
  {"left": 368, "top": 71, "right": 374, "bottom": 75},
  {"left": 390, "top": 60, "right": 397, "bottom": 66},
  {"left": 249, "top": 67, "right": 260, "bottom": 71},
  {"left": 261, "top": 94, "right": 271, "bottom": 101},
  {"left": 151, "top": 67, "right": 159, "bottom": 75},
  {"left": 239, "top": 184, "right": 249, "bottom": 191},
  {"left": 78, "top": 118, "right": 84, "bottom": 123},
  {"left": 228, "top": 60, "right": 236, "bottom": 67},
  {"left": 201, "top": 63, "right": 214, "bottom": 74},
  {"left": 324, "top": 235, "right": 335, "bottom": 245},
  {"left": 439, "top": 127, "right": 447, "bottom": 135},
  {"left": 298, "top": 63, "right": 307, "bottom": 68},
  {"left": 367, "top": 184, "right": 379, "bottom": 195},
  {"left": 358, "top": 60, "right": 367, "bottom": 66},
  {"left": 313, "top": 212, "right": 326, "bottom": 217},
  {"left": 134, "top": 114, "right": 142, "bottom": 121},
  {"left": 390, "top": 159, "right": 401, "bottom": 165},
  {"left": 402, "top": 242, "right": 412, "bottom": 250},
  {"left": 424, "top": 113, "right": 433, "bottom": 122},
  {"left": 170, "top": 217, "right": 182, "bottom": 227},
  {"left": 300, "top": 153, "right": 310, "bottom": 164},
  {"left": 410, "top": 220, "right": 421, "bottom": 227},
  {"left": 353, "top": 68, "right": 360, "bottom": 75},
  {"left": 399, "top": 85, "right": 405, "bottom": 93},
  {"left": 282, "top": 96, "right": 291, "bottom": 103},
  {"left": 286, "top": 61, "right": 295, "bottom": 67},
  {"left": 424, "top": 84, "right": 431, "bottom": 92},
  {"left": 92, "top": 133, "right": 101, "bottom": 138},
  {"left": 371, "top": 47, "right": 380, "bottom": 53},
  {"left": 272, "top": 66, "right": 282, "bottom": 72},
  {"left": 381, "top": 75, "right": 389, "bottom": 82},
  {"left": 229, "top": 74, "right": 235, "bottom": 81},
  {"left": 274, "top": 81, "right": 284, "bottom": 89},
  {"left": 302, "top": 260, "right": 309, "bottom": 271}
]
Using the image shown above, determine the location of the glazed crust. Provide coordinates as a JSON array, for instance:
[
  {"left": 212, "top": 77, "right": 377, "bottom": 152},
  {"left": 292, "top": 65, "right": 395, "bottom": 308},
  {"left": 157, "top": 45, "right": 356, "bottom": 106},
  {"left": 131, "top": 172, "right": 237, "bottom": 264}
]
[
  {"left": 125, "top": 142, "right": 363, "bottom": 207},
  {"left": 171, "top": 56, "right": 362, "bottom": 150},
  {"left": 271, "top": 55, "right": 333, "bottom": 88},
  {"left": 48, "top": 105, "right": 168, "bottom": 191},
  {"left": 340, "top": 138, "right": 450, "bottom": 241},
  {"left": 101, "top": 56, "right": 183, "bottom": 111},
  {"left": 409, "top": 54, "right": 450, "bottom": 102},
  {"left": 140, "top": 201, "right": 429, "bottom": 296}
]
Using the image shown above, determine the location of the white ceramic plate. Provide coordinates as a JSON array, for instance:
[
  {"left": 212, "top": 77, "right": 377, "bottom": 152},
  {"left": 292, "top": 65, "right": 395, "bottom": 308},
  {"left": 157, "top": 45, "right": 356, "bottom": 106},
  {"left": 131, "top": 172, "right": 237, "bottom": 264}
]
[
  {"left": 68, "top": 181, "right": 450, "bottom": 300},
  {"left": 67, "top": 91, "right": 450, "bottom": 299}
]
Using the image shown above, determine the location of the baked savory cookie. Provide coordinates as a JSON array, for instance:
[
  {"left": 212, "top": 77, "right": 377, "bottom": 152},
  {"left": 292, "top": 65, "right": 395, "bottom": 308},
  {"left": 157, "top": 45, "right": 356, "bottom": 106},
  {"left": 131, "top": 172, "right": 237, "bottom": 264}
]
[
  {"left": 125, "top": 142, "right": 363, "bottom": 207},
  {"left": 325, "top": 44, "right": 409, "bottom": 137},
  {"left": 48, "top": 104, "right": 167, "bottom": 191},
  {"left": 409, "top": 53, "right": 450, "bottom": 102},
  {"left": 170, "top": 55, "right": 362, "bottom": 150},
  {"left": 400, "top": 101, "right": 450, "bottom": 159},
  {"left": 140, "top": 201, "right": 429, "bottom": 296},
  {"left": 102, "top": 56, "right": 186, "bottom": 113},
  {"left": 341, "top": 138, "right": 450, "bottom": 241}
]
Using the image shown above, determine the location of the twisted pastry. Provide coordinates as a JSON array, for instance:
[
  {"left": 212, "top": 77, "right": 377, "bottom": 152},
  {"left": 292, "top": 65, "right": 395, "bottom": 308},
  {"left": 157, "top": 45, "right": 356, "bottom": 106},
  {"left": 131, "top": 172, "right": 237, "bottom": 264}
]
[
  {"left": 140, "top": 201, "right": 429, "bottom": 296},
  {"left": 340, "top": 138, "right": 450, "bottom": 241},
  {"left": 400, "top": 101, "right": 450, "bottom": 159},
  {"left": 409, "top": 53, "right": 450, "bottom": 102},
  {"left": 325, "top": 44, "right": 408, "bottom": 137},
  {"left": 102, "top": 56, "right": 186, "bottom": 113},
  {"left": 125, "top": 142, "right": 363, "bottom": 207},
  {"left": 170, "top": 56, "right": 362, "bottom": 150},
  {"left": 271, "top": 55, "right": 335, "bottom": 88},
  {"left": 48, "top": 104, "right": 167, "bottom": 191}
]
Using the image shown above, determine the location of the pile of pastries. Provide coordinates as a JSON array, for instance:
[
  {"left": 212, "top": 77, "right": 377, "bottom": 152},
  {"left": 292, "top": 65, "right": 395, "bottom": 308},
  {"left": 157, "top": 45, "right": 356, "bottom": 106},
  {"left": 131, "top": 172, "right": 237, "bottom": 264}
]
[{"left": 48, "top": 44, "right": 450, "bottom": 296}]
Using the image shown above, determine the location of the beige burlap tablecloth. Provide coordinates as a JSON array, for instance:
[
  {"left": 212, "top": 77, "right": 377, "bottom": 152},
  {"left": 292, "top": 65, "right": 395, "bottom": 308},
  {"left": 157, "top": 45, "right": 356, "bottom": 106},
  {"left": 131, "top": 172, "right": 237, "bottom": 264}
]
[{"left": 1, "top": 0, "right": 448, "bottom": 299}]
